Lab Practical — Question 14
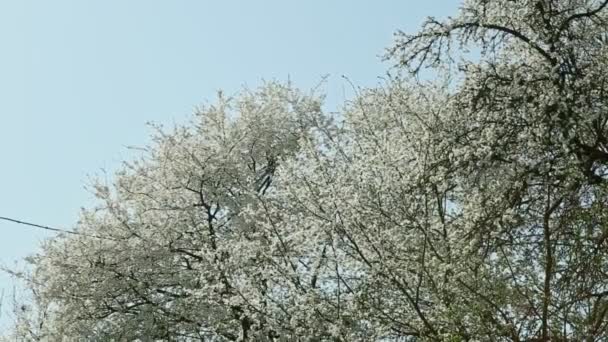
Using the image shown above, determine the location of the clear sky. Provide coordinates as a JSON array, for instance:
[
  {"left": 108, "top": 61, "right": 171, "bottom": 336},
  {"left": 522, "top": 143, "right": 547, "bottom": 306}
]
[{"left": 0, "top": 0, "right": 457, "bottom": 328}]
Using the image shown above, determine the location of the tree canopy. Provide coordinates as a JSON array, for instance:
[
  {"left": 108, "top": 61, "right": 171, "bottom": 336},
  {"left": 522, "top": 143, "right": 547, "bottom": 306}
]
[{"left": 6, "top": 0, "right": 608, "bottom": 341}]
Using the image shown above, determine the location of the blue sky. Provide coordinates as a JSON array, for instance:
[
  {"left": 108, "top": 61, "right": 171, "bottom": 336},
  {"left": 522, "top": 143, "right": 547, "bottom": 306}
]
[{"left": 0, "top": 0, "right": 457, "bottom": 327}]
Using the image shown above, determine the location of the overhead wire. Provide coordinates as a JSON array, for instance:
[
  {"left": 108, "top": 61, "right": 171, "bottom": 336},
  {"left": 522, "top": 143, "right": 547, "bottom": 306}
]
[{"left": 0, "top": 216, "right": 116, "bottom": 241}]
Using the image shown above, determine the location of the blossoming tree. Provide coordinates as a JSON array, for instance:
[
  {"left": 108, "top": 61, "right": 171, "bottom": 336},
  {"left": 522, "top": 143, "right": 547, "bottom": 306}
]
[{"left": 6, "top": 0, "right": 608, "bottom": 341}]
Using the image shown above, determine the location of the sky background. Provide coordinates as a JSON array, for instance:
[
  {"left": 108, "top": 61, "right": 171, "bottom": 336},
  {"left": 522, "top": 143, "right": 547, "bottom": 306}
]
[{"left": 0, "top": 0, "right": 458, "bottom": 329}]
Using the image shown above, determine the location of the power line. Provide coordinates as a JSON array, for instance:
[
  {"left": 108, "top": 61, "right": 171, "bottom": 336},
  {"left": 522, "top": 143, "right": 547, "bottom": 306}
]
[{"left": 0, "top": 216, "right": 115, "bottom": 241}]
